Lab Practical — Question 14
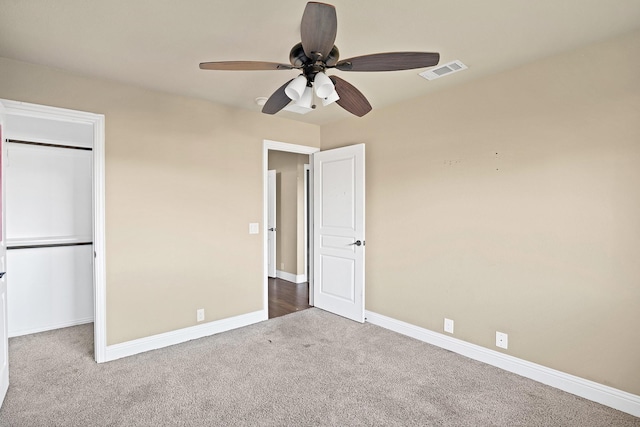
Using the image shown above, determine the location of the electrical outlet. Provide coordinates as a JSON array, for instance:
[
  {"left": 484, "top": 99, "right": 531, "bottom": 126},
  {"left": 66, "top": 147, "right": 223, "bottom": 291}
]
[
  {"left": 196, "top": 309, "right": 205, "bottom": 322},
  {"left": 496, "top": 331, "right": 508, "bottom": 349},
  {"left": 444, "top": 318, "right": 454, "bottom": 334}
]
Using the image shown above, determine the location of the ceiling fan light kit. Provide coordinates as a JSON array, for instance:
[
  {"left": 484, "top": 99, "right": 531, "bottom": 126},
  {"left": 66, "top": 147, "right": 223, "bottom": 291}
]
[
  {"left": 296, "top": 86, "right": 315, "bottom": 109},
  {"left": 199, "top": 2, "right": 440, "bottom": 117},
  {"left": 284, "top": 75, "right": 308, "bottom": 101},
  {"left": 312, "top": 72, "right": 335, "bottom": 98},
  {"left": 322, "top": 89, "right": 340, "bottom": 107}
]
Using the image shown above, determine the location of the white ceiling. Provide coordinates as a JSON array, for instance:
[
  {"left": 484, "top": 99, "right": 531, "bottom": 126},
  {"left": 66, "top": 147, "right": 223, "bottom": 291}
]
[{"left": 1, "top": 0, "right": 639, "bottom": 125}]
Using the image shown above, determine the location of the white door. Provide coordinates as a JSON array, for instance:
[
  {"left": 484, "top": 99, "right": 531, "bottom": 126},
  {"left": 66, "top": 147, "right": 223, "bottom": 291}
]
[
  {"left": 313, "top": 144, "right": 365, "bottom": 322},
  {"left": 267, "top": 170, "right": 277, "bottom": 278},
  {"left": 0, "top": 109, "right": 9, "bottom": 407}
]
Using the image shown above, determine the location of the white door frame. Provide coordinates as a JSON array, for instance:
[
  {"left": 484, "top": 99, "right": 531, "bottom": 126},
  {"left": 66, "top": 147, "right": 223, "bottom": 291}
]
[
  {"left": 0, "top": 102, "right": 9, "bottom": 407},
  {"left": 0, "top": 99, "right": 107, "bottom": 363},
  {"left": 303, "top": 163, "right": 311, "bottom": 304},
  {"left": 267, "top": 170, "right": 276, "bottom": 278},
  {"left": 262, "top": 140, "right": 319, "bottom": 316}
]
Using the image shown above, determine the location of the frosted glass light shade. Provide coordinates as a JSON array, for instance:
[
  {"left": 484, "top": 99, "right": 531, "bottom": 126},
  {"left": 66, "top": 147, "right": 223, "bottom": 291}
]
[
  {"left": 322, "top": 89, "right": 340, "bottom": 106},
  {"left": 313, "top": 72, "right": 334, "bottom": 98},
  {"left": 285, "top": 75, "right": 308, "bottom": 101},
  {"left": 296, "top": 86, "right": 314, "bottom": 108}
]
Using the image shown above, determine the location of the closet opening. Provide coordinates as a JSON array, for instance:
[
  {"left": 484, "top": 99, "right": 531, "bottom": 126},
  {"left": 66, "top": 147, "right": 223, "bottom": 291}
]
[{"left": 5, "top": 137, "right": 94, "bottom": 339}]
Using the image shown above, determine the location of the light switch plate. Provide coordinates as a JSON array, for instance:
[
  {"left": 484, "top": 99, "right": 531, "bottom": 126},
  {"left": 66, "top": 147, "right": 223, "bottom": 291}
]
[{"left": 249, "top": 223, "right": 259, "bottom": 234}]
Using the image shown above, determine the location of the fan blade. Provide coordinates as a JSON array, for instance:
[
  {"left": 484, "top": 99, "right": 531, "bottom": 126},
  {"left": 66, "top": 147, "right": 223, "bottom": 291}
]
[
  {"left": 262, "top": 79, "right": 294, "bottom": 115},
  {"left": 335, "top": 52, "right": 440, "bottom": 72},
  {"left": 300, "top": 2, "right": 337, "bottom": 61},
  {"left": 199, "top": 61, "right": 293, "bottom": 71},
  {"left": 329, "top": 76, "right": 372, "bottom": 117}
]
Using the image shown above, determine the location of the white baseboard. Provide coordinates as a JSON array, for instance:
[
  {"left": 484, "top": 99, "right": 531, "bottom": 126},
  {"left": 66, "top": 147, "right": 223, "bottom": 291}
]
[
  {"left": 365, "top": 310, "right": 640, "bottom": 418},
  {"left": 104, "top": 310, "right": 267, "bottom": 362},
  {"left": 9, "top": 316, "right": 94, "bottom": 338},
  {"left": 276, "top": 270, "right": 307, "bottom": 284}
]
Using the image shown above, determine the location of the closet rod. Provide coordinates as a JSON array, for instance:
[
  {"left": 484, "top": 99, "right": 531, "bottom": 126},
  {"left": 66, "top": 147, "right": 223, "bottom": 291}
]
[
  {"left": 7, "top": 241, "right": 93, "bottom": 250},
  {"left": 6, "top": 139, "right": 92, "bottom": 151}
]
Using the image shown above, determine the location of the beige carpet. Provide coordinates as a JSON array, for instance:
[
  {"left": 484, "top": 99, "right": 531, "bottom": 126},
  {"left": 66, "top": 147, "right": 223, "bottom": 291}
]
[{"left": 0, "top": 308, "right": 638, "bottom": 426}]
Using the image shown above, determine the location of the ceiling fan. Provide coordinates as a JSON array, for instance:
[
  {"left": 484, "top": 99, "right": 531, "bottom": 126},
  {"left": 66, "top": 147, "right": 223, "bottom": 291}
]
[{"left": 199, "top": 2, "right": 440, "bottom": 117}]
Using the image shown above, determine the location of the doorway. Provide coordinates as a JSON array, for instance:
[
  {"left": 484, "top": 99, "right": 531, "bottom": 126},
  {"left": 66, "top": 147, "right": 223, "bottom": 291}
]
[
  {"left": 262, "top": 140, "right": 319, "bottom": 318},
  {"left": 5, "top": 139, "right": 93, "bottom": 337},
  {"left": 268, "top": 277, "right": 311, "bottom": 318},
  {"left": 0, "top": 99, "right": 106, "bottom": 363},
  {"left": 267, "top": 149, "right": 310, "bottom": 318}
]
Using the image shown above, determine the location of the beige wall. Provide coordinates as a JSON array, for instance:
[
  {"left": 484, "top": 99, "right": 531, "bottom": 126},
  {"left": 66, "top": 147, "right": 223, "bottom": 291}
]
[
  {"left": 320, "top": 30, "right": 640, "bottom": 395},
  {"left": 0, "top": 57, "right": 320, "bottom": 345},
  {"left": 1, "top": 29, "right": 638, "bottom": 396},
  {"left": 268, "top": 151, "right": 309, "bottom": 276},
  {"left": 296, "top": 158, "right": 308, "bottom": 275}
]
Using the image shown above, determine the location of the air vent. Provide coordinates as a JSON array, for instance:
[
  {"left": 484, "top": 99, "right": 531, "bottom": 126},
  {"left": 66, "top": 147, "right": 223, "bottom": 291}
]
[{"left": 419, "top": 60, "right": 467, "bottom": 81}]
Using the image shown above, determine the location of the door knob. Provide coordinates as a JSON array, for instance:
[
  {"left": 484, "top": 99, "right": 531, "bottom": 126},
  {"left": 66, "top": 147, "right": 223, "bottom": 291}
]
[
  {"left": 268, "top": 228, "right": 276, "bottom": 231},
  {"left": 349, "top": 240, "right": 362, "bottom": 246}
]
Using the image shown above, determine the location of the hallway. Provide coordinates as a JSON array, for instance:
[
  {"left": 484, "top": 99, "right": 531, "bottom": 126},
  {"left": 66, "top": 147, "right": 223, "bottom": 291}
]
[{"left": 268, "top": 277, "right": 311, "bottom": 318}]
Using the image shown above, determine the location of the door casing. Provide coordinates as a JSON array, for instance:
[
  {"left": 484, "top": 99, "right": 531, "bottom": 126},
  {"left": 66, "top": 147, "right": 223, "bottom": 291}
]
[
  {"left": 0, "top": 104, "right": 9, "bottom": 408},
  {"left": 267, "top": 170, "right": 276, "bottom": 278}
]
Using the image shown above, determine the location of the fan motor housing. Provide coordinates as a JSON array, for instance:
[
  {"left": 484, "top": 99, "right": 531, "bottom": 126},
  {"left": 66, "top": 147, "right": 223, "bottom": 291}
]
[
  {"left": 289, "top": 43, "right": 310, "bottom": 67},
  {"left": 289, "top": 42, "right": 339, "bottom": 68}
]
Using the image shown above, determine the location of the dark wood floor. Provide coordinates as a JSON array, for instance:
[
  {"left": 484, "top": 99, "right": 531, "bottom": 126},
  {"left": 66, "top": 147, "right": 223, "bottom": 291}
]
[{"left": 268, "top": 277, "right": 312, "bottom": 318}]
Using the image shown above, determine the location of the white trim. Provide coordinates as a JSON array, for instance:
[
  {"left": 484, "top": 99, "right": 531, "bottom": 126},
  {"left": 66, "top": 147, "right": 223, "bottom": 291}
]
[
  {"left": 105, "top": 310, "right": 266, "bottom": 362},
  {"left": 0, "top": 101, "right": 9, "bottom": 409},
  {"left": 276, "top": 270, "right": 307, "bottom": 284},
  {"left": 307, "top": 160, "right": 314, "bottom": 306},
  {"left": 0, "top": 100, "right": 99, "bottom": 125},
  {"left": 303, "top": 164, "right": 310, "bottom": 294},
  {"left": 8, "top": 317, "right": 93, "bottom": 338},
  {"left": 0, "top": 99, "right": 107, "bottom": 364},
  {"left": 92, "top": 111, "right": 107, "bottom": 363},
  {"left": 267, "top": 170, "right": 276, "bottom": 278},
  {"left": 262, "top": 140, "right": 319, "bottom": 315},
  {"left": 365, "top": 310, "right": 640, "bottom": 418}
]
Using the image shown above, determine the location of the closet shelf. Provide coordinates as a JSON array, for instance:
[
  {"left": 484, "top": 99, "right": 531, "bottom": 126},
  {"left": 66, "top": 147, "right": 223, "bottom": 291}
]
[{"left": 7, "top": 236, "right": 93, "bottom": 249}]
